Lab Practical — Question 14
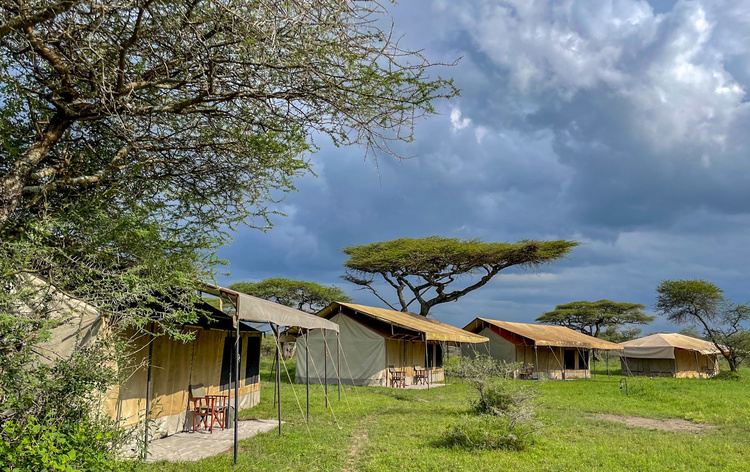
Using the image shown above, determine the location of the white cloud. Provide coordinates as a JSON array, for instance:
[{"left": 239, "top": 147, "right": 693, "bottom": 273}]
[{"left": 450, "top": 106, "right": 472, "bottom": 131}]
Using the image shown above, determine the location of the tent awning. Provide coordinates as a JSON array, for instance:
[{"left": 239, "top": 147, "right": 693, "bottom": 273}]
[
  {"left": 200, "top": 283, "right": 339, "bottom": 332},
  {"left": 318, "top": 302, "right": 487, "bottom": 343},
  {"left": 463, "top": 318, "right": 624, "bottom": 350}
]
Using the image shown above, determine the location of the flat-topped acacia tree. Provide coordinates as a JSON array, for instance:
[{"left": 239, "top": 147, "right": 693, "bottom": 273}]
[
  {"left": 342, "top": 236, "right": 578, "bottom": 317},
  {"left": 230, "top": 277, "right": 352, "bottom": 314},
  {"left": 536, "top": 300, "right": 654, "bottom": 338}
]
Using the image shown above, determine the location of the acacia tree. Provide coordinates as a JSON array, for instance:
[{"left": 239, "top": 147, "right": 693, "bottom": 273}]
[
  {"left": 342, "top": 236, "right": 577, "bottom": 317},
  {"left": 535, "top": 300, "right": 653, "bottom": 338},
  {"left": 655, "top": 279, "right": 750, "bottom": 372},
  {"left": 230, "top": 277, "right": 352, "bottom": 314},
  {"left": 0, "top": 2, "right": 454, "bottom": 465}
]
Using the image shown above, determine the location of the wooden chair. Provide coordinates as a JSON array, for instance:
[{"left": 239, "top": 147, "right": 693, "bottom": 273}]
[
  {"left": 413, "top": 366, "right": 427, "bottom": 385},
  {"left": 388, "top": 365, "right": 405, "bottom": 388},
  {"left": 190, "top": 384, "right": 213, "bottom": 432},
  {"left": 207, "top": 394, "right": 228, "bottom": 432}
]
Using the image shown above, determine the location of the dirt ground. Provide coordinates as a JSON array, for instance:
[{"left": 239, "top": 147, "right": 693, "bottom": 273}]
[{"left": 594, "top": 414, "right": 715, "bottom": 433}]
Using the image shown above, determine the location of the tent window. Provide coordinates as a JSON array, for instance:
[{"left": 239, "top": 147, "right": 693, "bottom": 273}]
[
  {"left": 245, "top": 336, "right": 261, "bottom": 384},
  {"left": 220, "top": 335, "right": 242, "bottom": 391},
  {"left": 563, "top": 349, "right": 576, "bottom": 370}
]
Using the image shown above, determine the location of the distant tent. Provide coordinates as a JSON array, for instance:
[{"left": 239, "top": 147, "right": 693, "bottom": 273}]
[
  {"left": 615, "top": 333, "right": 722, "bottom": 378},
  {"left": 462, "top": 318, "right": 623, "bottom": 380},
  {"left": 296, "top": 302, "right": 488, "bottom": 387}
]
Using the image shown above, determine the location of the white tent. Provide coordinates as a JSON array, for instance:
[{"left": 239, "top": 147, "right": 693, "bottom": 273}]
[
  {"left": 296, "top": 302, "right": 488, "bottom": 387},
  {"left": 614, "top": 333, "right": 722, "bottom": 378}
]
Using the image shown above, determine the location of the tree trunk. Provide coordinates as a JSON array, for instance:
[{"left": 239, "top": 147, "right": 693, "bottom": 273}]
[{"left": 0, "top": 114, "right": 69, "bottom": 229}]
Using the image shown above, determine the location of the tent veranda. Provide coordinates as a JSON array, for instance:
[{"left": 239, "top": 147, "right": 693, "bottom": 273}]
[
  {"left": 462, "top": 318, "right": 624, "bottom": 380},
  {"left": 200, "top": 284, "right": 339, "bottom": 465},
  {"left": 295, "top": 302, "right": 489, "bottom": 387},
  {"left": 613, "top": 333, "right": 722, "bottom": 378}
]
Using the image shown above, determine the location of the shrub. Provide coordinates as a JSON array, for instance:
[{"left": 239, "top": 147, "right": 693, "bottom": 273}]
[
  {"left": 442, "top": 415, "right": 536, "bottom": 451},
  {"left": 442, "top": 355, "right": 540, "bottom": 451}
]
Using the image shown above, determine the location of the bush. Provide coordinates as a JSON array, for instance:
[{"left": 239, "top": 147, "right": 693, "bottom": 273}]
[
  {"left": 442, "top": 415, "right": 536, "bottom": 451},
  {"left": 713, "top": 370, "right": 744, "bottom": 381},
  {"left": 442, "top": 355, "right": 540, "bottom": 451}
]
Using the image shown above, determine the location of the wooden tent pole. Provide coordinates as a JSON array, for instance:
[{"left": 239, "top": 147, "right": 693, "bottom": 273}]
[
  {"left": 143, "top": 323, "right": 154, "bottom": 461},
  {"left": 534, "top": 345, "right": 538, "bottom": 380},
  {"left": 324, "top": 330, "right": 328, "bottom": 408},
  {"left": 337, "top": 332, "right": 341, "bottom": 401},
  {"left": 305, "top": 330, "right": 309, "bottom": 421},
  {"left": 694, "top": 351, "right": 700, "bottom": 378}
]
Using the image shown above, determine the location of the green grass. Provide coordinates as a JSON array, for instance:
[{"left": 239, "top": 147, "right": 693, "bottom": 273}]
[{"left": 132, "top": 360, "right": 750, "bottom": 471}]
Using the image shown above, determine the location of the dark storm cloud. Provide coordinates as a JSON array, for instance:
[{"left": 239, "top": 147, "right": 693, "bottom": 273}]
[{"left": 218, "top": 0, "right": 750, "bottom": 334}]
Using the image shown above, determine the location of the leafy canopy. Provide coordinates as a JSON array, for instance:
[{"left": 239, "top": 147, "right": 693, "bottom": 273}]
[
  {"left": 536, "top": 300, "right": 653, "bottom": 338},
  {"left": 343, "top": 236, "right": 577, "bottom": 316},
  {"left": 229, "top": 277, "right": 352, "bottom": 314},
  {"left": 655, "top": 279, "right": 750, "bottom": 372}
]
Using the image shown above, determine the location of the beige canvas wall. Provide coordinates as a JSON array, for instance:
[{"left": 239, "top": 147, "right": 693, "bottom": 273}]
[
  {"left": 105, "top": 327, "right": 261, "bottom": 438},
  {"left": 622, "top": 349, "right": 719, "bottom": 378}
]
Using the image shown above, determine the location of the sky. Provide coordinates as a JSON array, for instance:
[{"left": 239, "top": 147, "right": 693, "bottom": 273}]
[{"left": 217, "top": 0, "right": 750, "bottom": 335}]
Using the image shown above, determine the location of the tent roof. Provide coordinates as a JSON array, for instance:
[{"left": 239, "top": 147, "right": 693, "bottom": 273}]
[
  {"left": 463, "top": 318, "right": 623, "bottom": 350},
  {"left": 318, "top": 302, "right": 488, "bottom": 343},
  {"left": 620, "top": 333, "right": 722, "bottom": 355},
  {"left": 201, "top": 283, "right": 339, "bottom": 332}
]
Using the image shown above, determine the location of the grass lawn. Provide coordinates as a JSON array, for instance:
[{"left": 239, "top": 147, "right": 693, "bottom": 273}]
[{"left": 135, "top": 358, "right": 750, "bottom": 471}]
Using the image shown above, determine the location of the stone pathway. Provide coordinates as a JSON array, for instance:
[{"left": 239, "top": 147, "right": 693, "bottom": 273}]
[
  {"left": 146, "top": 419, "right": 280, "bottom": 462},
  {"left": 403, "top": 382, "right": 446, "bottom": 390}
]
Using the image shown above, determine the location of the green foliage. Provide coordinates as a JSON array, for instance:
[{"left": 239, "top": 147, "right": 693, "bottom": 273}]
[
  {"left": 442, "top": 415, "right": 536, "bottom": 451},
  {"left": 342, "top": 236, "right": 577, "bottom": 316},
  {"left": 0, "top": 414, "right": 124, "bottom": 472},
  {"left": 655, "top": 279, "right": 750, "bottom": 371},
  {"left": 536, "top": 300, "right": 653, "bottom": 338},
  {"left": 599, "top": 326, "right": 642, "bottom": 343},
  {"left": 655, "top": 280, "right": 724, "bottom": 325},
  {"left": 229, "top": 278, "right": 351, "bottom": 314}
]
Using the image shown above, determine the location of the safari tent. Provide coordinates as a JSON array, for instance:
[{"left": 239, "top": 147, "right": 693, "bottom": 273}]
[
  {"left": 461, "top": 318, "right": 623, "bottom": 379},
  {"left": 295, "top": 302, "right": 488, "bottom": 387},
  {"left": 616, "top": 333, "right": 721, "bottom": 378},
  {"left": 13, "top": 275, "right": 263, "bottom": 438}
]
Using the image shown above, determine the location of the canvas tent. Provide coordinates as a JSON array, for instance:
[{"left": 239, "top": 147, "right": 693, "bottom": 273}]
[
  {"left": 11, "top": 275, "right": 264, "bottom": 441},
  {"left": 296, "top": 302, "right": 488, "bottom": 387},
  {"left": 615, "top": 333, "right": 721, "bottom": 378},
  {"left": 462, "top": 318, "right": 623, "bottom": 379}
]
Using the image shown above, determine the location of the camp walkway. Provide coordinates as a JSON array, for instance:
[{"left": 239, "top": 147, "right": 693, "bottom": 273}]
[{"left": 146, "top": 419, "right": 279, "bottom": 462}]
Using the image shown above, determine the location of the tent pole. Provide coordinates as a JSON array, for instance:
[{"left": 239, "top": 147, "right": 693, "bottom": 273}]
[
  {"left": 305, "top": 330, "right": 309, "bottom": 421},
  {"left": 271, "top": 323, "right": 281, "bottom": 435},
  {"left": 324, "top": 330, "right": 328, "bottom": 408},
  {"left": 337, "top": 332, "right": 341, "bottom": 401},
  {"left": 143, "top": 323, "right": 154, "bottom": 461},
  {"left": 534, "top": 345, "right": 538, "bottom": 380},
  {"left": 425, "top": 336, "right": 430, "bottom": 390},
  {"left": 234, "top": 316, "right": 240, "bottom": 463},
  {"left": 606, "top": 351, "right": 610, "bottom": 379},
  {"left": 272, "top": 350, "right": 277, "bottom": 408},
  {"left": 593, "top": 349, "right": 596, "bottom": 378},
  {"left": 694, "top": 351, "right": 700, "bottom": 378}
]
